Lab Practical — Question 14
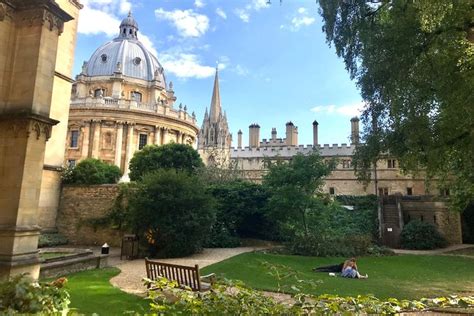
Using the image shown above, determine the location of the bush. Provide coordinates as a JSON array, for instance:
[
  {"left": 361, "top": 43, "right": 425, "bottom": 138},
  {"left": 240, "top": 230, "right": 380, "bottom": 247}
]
[
  {"left": 38, "top": 233, "right": 68, "bottom": 248},
  {"left": 0, "top": 274, "right": 69, "bottom": 314},
  {"left": 205, "top": 181, "right": 279, "bottom": 247},
  {"left": 62, "top": 158, "right": 121, "bottom": 184},
  {"left": 335, "top": 195, "right": 379, "bottom": 239},
  {"left": 129, "top": 143, "right": 204, "bottom": 181},
  {"left": 287, "top": 232, "right": 372, "bottom": 257},
  {"left": 400, "top": 220, "right": 448, "bottom": 250},
  {"left": 129, "top": 169, "right": 215, "bottom": 258}
]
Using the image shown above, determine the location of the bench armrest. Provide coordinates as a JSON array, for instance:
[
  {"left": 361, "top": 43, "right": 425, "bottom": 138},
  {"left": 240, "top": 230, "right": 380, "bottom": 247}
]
[{"left": 200, "top": 273, "right": 216, "bottom": 284}]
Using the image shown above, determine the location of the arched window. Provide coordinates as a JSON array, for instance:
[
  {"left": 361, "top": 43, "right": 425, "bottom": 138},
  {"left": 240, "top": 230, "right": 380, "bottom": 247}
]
[
  {"left": 94, "top": 88, "right": 105, "bottom": 98},
  {"left": 131, "top": 91, "right": 142, "bottom": 102}
]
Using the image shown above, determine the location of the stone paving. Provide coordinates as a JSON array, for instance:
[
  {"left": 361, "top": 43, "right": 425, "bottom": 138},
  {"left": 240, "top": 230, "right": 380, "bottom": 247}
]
[{"left": 105, "top": 246, "right": 268, "bottom": 295}]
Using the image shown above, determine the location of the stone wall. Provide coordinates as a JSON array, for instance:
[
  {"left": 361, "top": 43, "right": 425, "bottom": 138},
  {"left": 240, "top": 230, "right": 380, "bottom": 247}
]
[
  {"left": 57, "top": 185, "right": 124, "bottom": 247},
  {"left": 402, "top": 198, "right": 463, "bottom": 245}
]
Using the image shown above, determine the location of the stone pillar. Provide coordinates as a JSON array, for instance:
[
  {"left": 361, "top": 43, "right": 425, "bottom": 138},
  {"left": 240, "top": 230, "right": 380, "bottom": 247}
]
[
  {"left": 91, "top": 120, "right": 101, "bottom": 158},
  {"left": 80, "top": 121, "right": 91, "bottom": 159},
  {"left": 122, "top": 123, "right": 134, "bottom": 181},
  {"left": 249, "top": 124, "right": 260, "bottom": 148},
  {"left": 312, "top": 120, "right": 319, "bottom": 146},
  {"left": 181, "top": 133, "right": 186, "bottom": 144},
  {"left": 154, "top": 126, "right": 161, "bottom": 145},
  {"left": 351, "top": 117, "right": 360, "bottom": 144},
  {"left": 0, "top": 1, "right": 74, "bottom": 280},
  {"left": 114, "top": 122, "right": 123, "bottom": 169},
  {"left": 175, "top": 131, "right": 181, "bottom": 144},
  {"left": 162, "top": 128, "right": 169, "bottom": 144},
  {"left": 237, "top": 130, "right": 242, "bottom": 148}
]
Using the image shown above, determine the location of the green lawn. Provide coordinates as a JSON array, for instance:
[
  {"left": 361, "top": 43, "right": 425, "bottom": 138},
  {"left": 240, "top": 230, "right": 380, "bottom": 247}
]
[
  {"left": 58, "top": 268, "right": 149, "bottom": 315},
  {"left": 201, "top": 252, "right": 474, "bottom": 300}
]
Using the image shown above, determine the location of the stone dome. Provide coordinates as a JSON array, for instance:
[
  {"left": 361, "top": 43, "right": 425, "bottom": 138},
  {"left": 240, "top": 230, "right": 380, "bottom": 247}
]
[{"left": 85, "top": 13, "right": 166, "bottom": 86}]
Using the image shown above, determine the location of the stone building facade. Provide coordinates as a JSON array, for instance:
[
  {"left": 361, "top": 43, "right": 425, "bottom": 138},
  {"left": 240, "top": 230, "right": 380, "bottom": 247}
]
[
  {"left": 232, "top": 119, "right": 434, "bottom": 197},
  {"left": 64, "top": 13, "right": 199, "bottom": 181},
  {"left": 0, "top": 0, "right": 81, "bottom": 280}
]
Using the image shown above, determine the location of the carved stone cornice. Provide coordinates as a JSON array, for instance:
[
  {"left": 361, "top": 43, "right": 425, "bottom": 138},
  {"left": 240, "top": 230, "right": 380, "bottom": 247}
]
[
  {"left": 0, "top": 111, "right": 58, "bottom": 141},
  {"left": 10, "top": 0, "right": 73, "bottom": 35}
]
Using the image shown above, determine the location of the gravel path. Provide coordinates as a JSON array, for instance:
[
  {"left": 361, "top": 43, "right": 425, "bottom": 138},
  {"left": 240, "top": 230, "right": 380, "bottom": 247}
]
[
  {"left": 109, "top": 247, "right": 267, "bottom": 295},
  {"left": 391, "top": 244, "right": 474, "bottom": 255}
]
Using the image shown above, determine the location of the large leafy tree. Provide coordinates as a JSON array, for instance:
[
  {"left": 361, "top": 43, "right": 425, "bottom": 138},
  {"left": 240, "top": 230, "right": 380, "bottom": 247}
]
[
  {"left": 129, "top": 143, "right": 204, "bottom": 181},
  {"left": 129, "top": 169, "right": 215, "bottom": 258},
  {"left": 318, "top": 0, "right": 474, "bottom": 209},
  {"left": 263, "top": 151, "right": 335, "bottom": 234}
]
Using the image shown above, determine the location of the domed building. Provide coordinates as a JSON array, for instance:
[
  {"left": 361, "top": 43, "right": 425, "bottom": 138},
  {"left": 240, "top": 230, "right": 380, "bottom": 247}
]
[{"left": 65, "top": 13, "right": 199, "bottom": 179}]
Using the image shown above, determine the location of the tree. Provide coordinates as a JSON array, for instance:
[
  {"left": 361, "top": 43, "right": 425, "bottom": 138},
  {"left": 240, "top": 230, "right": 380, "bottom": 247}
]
[
  {"left": 263, "top": 151, "right": 335, "bottom": 234},
  {"left": 62, "top": 158, "right": 121, "bottom": 184},
  {"left": 128, "top": 169, "right": 215, "bottom": 258},
  {"left": 318, "top": 0, "right": 474, "bottom": 210},
  {"left": 128, "top": 143, "right": 204, "bottom": 181}
]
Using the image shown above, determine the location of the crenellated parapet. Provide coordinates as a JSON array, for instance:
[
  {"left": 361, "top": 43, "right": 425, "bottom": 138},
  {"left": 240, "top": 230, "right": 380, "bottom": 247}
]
[{"left": 230, "top": 143, "right": 355, "bottom": 158}]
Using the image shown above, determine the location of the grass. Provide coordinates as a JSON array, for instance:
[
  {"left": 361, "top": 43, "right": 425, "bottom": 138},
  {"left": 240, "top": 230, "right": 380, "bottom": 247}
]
[
  {"left": 201, "top": 252, "right": 474, "bottom": 300},
  {"left": 52, "top": 268, "right": 149, "bottom": 315},
  {"left": 446, "top": 247, "right": 474, "bottom": 257}
]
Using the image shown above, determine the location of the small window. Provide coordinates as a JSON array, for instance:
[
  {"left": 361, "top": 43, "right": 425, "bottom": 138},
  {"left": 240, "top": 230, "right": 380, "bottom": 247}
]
[
  {"left": 131, "top": 91, "right": 142, "bottom": 102},
  {"left": 378, "top": 187, "right": 389, "bottom": 196},
  {"left": 407, "top": 187, "right": 413, "bottom": 196},
  {"left": 387, "top": 159, "right": 397, "bottom": 169},
  {"left": 133, "top": 57, "right": 141, "bottom": 65},
  {"left": 70, "top": 130, "right": 79, "bottom": 148},
  {"left": 329, "top": 187, "right": 335, "bottom": 195},
  {"left": 101, "top": 54, "right": 107, "bottom": 63},
  {"left": 440, "top": 189, "right": 450, "bottom": 197},
  {"left": 67, "top": 159, "right": 76, "bottom": 168},
  {"left": 138, "top": 134, "right": 148, "bottom": 150},
  {"left": 342, "top": 159, "right": 352, "bottom": 169}
]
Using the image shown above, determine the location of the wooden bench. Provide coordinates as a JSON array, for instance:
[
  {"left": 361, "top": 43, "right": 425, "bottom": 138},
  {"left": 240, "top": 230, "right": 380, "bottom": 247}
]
[{"left": 145, "top": 258, "right": 215, "bottom": 292}]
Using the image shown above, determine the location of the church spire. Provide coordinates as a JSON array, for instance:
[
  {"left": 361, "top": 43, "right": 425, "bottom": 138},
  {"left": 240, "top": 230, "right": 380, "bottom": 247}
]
[{"left": 209, "top": 66, "right": 221, "bottom": 123}]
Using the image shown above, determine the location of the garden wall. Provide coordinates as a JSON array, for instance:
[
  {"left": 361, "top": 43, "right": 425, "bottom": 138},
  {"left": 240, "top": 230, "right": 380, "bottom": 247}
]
[{"left": 57, "top": 185, "right": 124, "bottom": 247}]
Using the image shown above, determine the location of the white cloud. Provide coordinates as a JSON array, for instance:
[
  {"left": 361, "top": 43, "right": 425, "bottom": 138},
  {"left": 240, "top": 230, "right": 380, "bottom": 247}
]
[
  {"left": 234, "top": 0, "right": 269, "bottom": 23},
  {"left": 291, "top": 16, "right": 315, "bottom": 29},
  {"left": 155, "top": 8, "right": 210, "bottom": 38},
  {"left": 160, "top": 54, "right": 218, "bottom": 79},
  {"left": 234, "top": 64, "right": 249, "bottom": 76},
  {"left": 78, "top": 0, "right": 158, "bottom": 58},
  {"left": 194, "top": 0, "right": 205, "bottom": 8},
  {"left": 234, "top": 8, "right": 250, "bottom": 23},
  {"left": 216, "top": 8, "right": 227, "bottom": 19},
  {"left": 311, "top": 102, "right": 364, "bottom": 117},
  {"left": 280, "top": 6, "right": 316, "bottom": 31},
  {"left": 119, "top": 0, "right": 131, "bottom": 15}
]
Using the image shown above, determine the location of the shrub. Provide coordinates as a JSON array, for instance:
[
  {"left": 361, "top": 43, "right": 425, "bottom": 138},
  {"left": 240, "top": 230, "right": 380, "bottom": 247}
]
[
  {"left": 400, "top": 220, "right": 448, "bottom": 250},
  {"left": 0, "top": 274, "right": 70, "bottom": 314},
  {"left": 335, "top": 195, "right": 379, "bottom": 238},
  {"left": 287, "top": 232, "right": 372, "bottom": 257},
  {"left": 129, "top": 169, "right": 215, "bottom": 258},
  {"left": 129, "top": 143, "right": 204, "bottom": 181},
  {"left": 205, "top": 181, "right": 279, "bottom": 247},
  {"left": 62, "top": 158, "right": 121, "bottom": 184},
  {"left": 38, "top": 233, "right": 68, "bottom": 248}
]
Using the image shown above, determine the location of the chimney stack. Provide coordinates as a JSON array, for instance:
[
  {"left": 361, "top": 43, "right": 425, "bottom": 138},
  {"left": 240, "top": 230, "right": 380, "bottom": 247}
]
[
  {"left": 271, "top": 128, "right": 277, "bottom": 141},
  {"left": 285, "top": 122, "right": 298, "bottom": 146},
  {"left": 249, "top": 123, "right": 260, "bottom": 148},
  {"left": 312, "top": 120, "right": 319, "bottom": 146},
  {"left": 350, "top": 117, "right": 360, "bottom": 144},
  {"left": 237, "top": 129, "right": 242, "bottom": 148}
]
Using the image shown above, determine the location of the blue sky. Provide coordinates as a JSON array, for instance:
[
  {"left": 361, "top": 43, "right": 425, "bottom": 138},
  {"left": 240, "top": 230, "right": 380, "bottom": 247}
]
[{"left": 74, "top": 0, "right": 364, "bottom": 147}]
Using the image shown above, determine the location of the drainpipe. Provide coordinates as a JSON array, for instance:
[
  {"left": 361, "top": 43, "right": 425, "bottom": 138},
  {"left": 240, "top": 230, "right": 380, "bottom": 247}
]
[{"left": 396, "top": 193, "right": 404, "bottom": 230}]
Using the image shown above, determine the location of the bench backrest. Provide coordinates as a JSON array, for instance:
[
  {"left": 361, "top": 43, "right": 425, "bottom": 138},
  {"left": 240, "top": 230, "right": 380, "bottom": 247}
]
[{"left": 145, "top": 258, "right": 202, "bottom": 291}]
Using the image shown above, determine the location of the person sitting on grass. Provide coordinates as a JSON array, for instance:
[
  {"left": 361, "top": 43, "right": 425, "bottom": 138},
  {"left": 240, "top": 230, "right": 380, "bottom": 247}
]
[{"left": 341, "top": 258, "right": 368, "bottom": 279}]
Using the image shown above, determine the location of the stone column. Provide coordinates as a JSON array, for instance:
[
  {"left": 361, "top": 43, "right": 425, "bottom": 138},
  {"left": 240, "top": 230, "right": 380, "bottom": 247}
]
[
  {"left": 122, "top": 123, "right": 134, "bottom": 181},
  {"left": 80, "top": 121, "right": 91, "bottom": 159},
  {"left": 181, "top": 133, "right": 186, "bottom": 144},
  {"left": 154, "top": 126, "right": 161, "bottom": 145},
  {"left": 91, "top": 120, "right": 101, "bottom": 158},
  {"left": 162, "top": 127, "right": 169, "bottom": 144},
  {"left": 114, "top": 122, "right": 123, "bottom": 169},
  {"left": 176, "top": 131, "right": 181, "bottom": 144},
  {"left": 312, "top": 120, "right": 319, "bottom": 147},
  {"left": 0, "top": 2, "right": 73, "bottom": 280}
]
